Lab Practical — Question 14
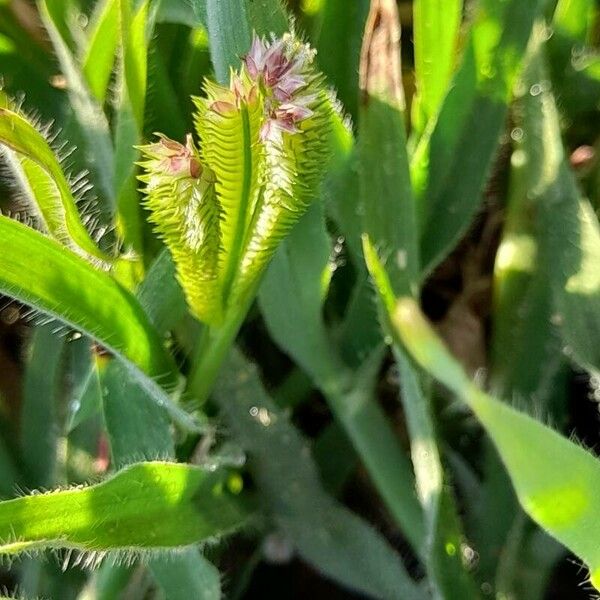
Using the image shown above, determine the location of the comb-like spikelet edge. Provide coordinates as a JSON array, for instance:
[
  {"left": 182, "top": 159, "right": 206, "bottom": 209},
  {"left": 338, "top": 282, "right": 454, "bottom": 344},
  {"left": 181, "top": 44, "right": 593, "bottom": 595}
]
[
  {"left": 232, "top": 87, "right": 334, "bottom": 302},
  {"left": 193, "top": 75, "right": 265, "bottom": 306},
  {"left": 138, "top": 142, "right": 223, "bottom": 324}
]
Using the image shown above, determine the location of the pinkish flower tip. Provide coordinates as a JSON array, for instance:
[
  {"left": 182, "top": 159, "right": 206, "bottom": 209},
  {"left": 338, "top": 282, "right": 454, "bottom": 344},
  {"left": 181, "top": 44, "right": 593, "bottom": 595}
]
[{"left": 145, "top": 134, "right": 202, "bottom": 179}]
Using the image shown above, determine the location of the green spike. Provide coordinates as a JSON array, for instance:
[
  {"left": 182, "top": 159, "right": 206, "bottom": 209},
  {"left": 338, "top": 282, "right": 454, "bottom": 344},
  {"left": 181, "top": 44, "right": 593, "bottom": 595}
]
[{"left": 138, "top": 135, "right": 223, "bottom": 324}]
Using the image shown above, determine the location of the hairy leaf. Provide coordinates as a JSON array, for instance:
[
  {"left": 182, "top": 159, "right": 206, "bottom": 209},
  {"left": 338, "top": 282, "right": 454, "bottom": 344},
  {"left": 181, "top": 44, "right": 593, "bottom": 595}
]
[
  {"left": 525, "top": 41, "right": 600, "bottom": 376},
  {"left": 0, "top": 215, "right": 174, "bottom": 378},
  {"left": 0, "top": 106, "right": 110, "bottom": 263},
  {"left": 216, "top": 349, "right": 425, "bottom": 600},
  {"left": 364, "top": 242, "right": 600, "bottom": 593},
  {"left": 491, "top": 44, "right": 570, "bottom": 406},
  {"left": 0, "top": 462, "right": 246, "bottom": 555},
  {"left": 39, "top": 0, "right": 115, "bottom": 207}
]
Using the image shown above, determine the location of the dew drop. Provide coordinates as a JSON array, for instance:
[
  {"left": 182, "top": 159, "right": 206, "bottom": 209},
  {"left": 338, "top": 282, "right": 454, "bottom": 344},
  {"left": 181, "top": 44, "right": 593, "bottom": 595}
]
[
  {"left": 510, "top": 127, "right": 524, "bottom": 142},
  {"left": 529, "top": 83, "right": 542, "bottom": 97}
]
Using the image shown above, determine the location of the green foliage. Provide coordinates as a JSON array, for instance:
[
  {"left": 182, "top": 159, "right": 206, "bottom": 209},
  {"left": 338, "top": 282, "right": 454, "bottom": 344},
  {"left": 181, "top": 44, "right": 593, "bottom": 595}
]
[
  {"left": 0, "top": 461, "right": 246, "bottom": 554},
  {"left": 364, "top": 243, "right": 600, "bottom": 594},
  {"left": 0, "top": 216, "right": 173, "bottom": 377},
  {"left": 412, "top": 0, "right": 550, "bottom": 274},
  {"left": 215, "top": 349, "right": 425, "bottom": 600},
  {"left": 411, "top": 0, "right": 463, "bottom": 136},
  {"left": 0, "top": 0, "right": 598, "bottom": 596},
  {"left": 0, "top": 104, "right": 110, "bottom": 263}
]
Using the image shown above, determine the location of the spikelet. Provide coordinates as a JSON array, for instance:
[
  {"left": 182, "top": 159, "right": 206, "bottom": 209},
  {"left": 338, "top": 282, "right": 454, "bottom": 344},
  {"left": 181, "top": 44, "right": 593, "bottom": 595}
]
[
  {"left": 139, "top": 33, "right": 337, "bottom": 324},
  {"left": 138, "top": 135, "right": 223, "bottom": 324},
  {"left": 193, "top": 72, "right": 265, "bottom": 304},
  {"left": 234, "top": 87, "right": 334, "bottom": 301}
]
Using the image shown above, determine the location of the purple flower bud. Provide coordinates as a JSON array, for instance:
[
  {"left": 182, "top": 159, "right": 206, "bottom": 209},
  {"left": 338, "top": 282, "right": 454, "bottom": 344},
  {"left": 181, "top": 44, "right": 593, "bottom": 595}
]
[
  {"left": 141, "top": 134, "right": 201, "bottom": 180},
  {"left": 244, "top": 33, "right": 319, "bottom": 142}
]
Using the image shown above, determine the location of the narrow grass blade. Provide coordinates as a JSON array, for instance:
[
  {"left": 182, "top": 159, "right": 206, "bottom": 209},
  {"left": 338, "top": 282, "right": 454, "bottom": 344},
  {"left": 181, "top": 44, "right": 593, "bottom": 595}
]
[
  {"left": 547, "top": 0, "right": 600, "bottom": 123},
  {"left": 137, "top": 249, "right": 187, "bottom": 335},
  {"left": 113, "top": 0, "right": 152, "bottom": 254},
  {"left": 65, "top": 338, "right": 103, "bottom": 432},
  {"left": 364, "top": 242, "right": 600, "bottom": 593},
  {"left": 490, "top": 45, "right": 570, "bottom": 407},
  {"left": 358, "top": 0, "right": 419, "bottom": 296},
  {"left": 411, "top": 0, "right": 463, "bottom": 135},
  {"left": 102, "top": 279, "right": 220, "bottom": 599},
  {"left": 0, "top": 437, "right": 19, "bottom": 499},
  {"left": 412, "top": 0, "right": 549, "bottom": 274},
  {"left": 0, "top": 461, "right": 247, "bottom": 555},
  {"left": 259, "top": 207, "right": 424, "bottom": 552},
  {"left": 205, "top": 0, "right": 288, "bottom": 85},
  {"left": 394, "top": 350, "right": 478, "bottom": 599},
  {"left": 316, "top": 0, "right": 369, "bottom": 120},
  {"left": 543, "top": 193, "right": 600, "bottom": 375},
  {"left": 149, "top": 553, "right": 221, "bottom": 600},
  {"left": 524, "top": 38, "right": 600, "bottom": 376},
  {"left": 82, "top": 0, "right": 119, "bottom": 103},
  {"left": 155, "top": 0, "right": 206, "bottom": 28},
  {"left": 259, "top": 204, "right": 336, "bottom": 382},
  {"left": 100, "top": 357, "right": 174, "bottom": 468},
  {"left": 553, "top": 0, "right": 595, "bottom": 43},
  {"left": 88, "top": 563, "right": 133, "bottom": 600},
  {"left": 145, "top": 46, "right": 188, "bottom": 140},
  {"left": 20, "top": 324, "right": 65, "bottom": 488},
  {"left": 216, "top": 349, "right": 425, "bottom": 600},
  {"left": 39, "top": 0, "right": 115, "bottom": 207},
  {"left": 205, "top": 0, "right": 252, "bottom": 84},
  {"left": 0, "top": 106, "right": 111, "bottom": 263},
  {"left": 244, "top": 0, "right": 288, "bottom": 35},
  {"left": 0, "top": 215, "right": 175, "bottom": 378}
]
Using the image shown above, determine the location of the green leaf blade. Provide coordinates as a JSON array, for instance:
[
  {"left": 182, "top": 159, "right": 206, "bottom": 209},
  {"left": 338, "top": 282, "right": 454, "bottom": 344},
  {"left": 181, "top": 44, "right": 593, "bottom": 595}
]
[
  {"left": 205, "top": 0, "right": 252, "bottom": 84},
  {"left": 0, "top": 216, "right": 174, "bottom": 378},
  {"left": 358, "top": 0, "right": 418, "bottom": 296},
  {"left": 39, "top": 0, "right": 115, "bottom": 207},
  {"left": 412, "top": 0, "right": 463, "bottom": 135},
  {"left": 0, "top": 462, "right": 247, "bottom": 554},
  {"left": 413, "top": 0, "right": 549, "bottom": 274},
  {"left": 82, "top": 0, "right": 119, "bottom": 103},
  {"left": 216, "top": 349, "right": 425, "bottom": 600}
]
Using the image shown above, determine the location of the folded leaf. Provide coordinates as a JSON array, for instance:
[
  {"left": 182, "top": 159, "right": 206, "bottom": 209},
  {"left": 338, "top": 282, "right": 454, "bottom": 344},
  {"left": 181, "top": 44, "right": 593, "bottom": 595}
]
[{"left": 0, "top": 106, "right": 111, "bottom": 263}]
